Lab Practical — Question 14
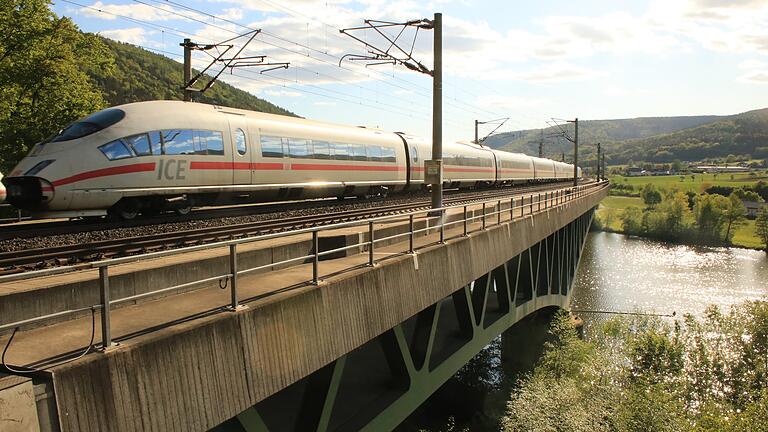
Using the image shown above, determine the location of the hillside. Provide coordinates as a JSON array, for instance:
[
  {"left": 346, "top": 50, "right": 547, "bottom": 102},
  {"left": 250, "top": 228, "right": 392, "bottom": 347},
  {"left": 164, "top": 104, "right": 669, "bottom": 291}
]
[
  {"left": 482, "top": 115, "right": 723, "bottom": 154},
  {"left": 484, "top": 109, "right": 768, "bottom": 165},
  {"left": 607, "top": 108, "right": 768, "bottom": 164},
  {"left": 89, "top": 38, "right": 296, "bottom": 116}
]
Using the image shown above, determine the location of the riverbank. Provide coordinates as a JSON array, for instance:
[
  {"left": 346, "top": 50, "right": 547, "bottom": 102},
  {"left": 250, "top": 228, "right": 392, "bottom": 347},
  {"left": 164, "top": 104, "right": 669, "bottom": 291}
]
[{"left": 596, "top": 195, "right": 765, "bottom": 250}]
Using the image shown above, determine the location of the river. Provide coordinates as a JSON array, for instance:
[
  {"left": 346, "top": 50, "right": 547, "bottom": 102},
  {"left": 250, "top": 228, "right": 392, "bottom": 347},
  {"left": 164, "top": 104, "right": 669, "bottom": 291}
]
[{"left": 571, "top": 232, "right": 768, "bottom": 324}]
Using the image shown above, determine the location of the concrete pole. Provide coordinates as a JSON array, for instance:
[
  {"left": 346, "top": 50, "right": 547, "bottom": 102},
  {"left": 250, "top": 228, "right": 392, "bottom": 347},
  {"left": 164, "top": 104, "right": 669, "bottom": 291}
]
[
  {"left": 602, "top": 152, "right": 606, "bottom": 181},
  {"left": 431, "top": 12, "right": 443, "bottom": 210},
  {"left": 596, "top": 142, "right": 601, "bottom": 181},
  {"left": 573, "top": 118, "right": 579, "bottom": 187},
  {"left": 538, "top": 129, "right": 544, "bottom": 158},
  {"left": 182, "top": 38, "right": 192, "bottom": 102},
  {"left": 474, "top": 119, "right": 478, "bottom": 145}
]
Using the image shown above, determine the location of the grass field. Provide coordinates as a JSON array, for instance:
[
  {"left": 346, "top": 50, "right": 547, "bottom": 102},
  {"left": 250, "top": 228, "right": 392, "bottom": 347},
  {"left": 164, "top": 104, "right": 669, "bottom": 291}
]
[
  {"left": 610, "top": 172, "right": 768, "bottom": 193},
  {"left": 596, "top": 195, "right": 763, "bottom": 249}
]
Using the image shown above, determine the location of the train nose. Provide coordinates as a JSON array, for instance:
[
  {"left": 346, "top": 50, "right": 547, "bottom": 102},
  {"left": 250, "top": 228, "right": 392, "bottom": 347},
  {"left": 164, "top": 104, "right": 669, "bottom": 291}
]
[{"left": 3, "top": 177, "right": 54, "bottom": 211}]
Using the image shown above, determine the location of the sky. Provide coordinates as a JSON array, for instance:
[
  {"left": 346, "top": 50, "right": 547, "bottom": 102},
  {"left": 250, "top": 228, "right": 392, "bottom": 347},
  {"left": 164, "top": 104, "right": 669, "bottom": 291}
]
[{"left": 52, "top": 0, "right": 768, "bottom": 143}]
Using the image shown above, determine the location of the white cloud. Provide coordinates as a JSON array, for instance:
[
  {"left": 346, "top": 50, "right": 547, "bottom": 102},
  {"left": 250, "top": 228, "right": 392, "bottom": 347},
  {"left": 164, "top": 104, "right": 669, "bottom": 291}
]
[
  {"left": 99, "top": 27, "right": 151, "bottom": 45},
  {"left": 265, "top": 89, "right": 303, "bottom": 97},
  {"left": 739, "top": 70, "right": 768, "bottom": 83}
]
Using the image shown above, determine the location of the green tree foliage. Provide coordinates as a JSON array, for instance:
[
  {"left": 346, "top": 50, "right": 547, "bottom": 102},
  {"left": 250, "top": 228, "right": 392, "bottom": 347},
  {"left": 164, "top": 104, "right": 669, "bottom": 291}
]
[
  {"left": 756, "top": 207, "right": 768, "bottom": 252},
  {"left": 621, "top": 206, "right": 644, "bottom": 235},
  {"left": 694, "top": 193, "right": 730, "bottom": 243},
  {"left": 0, "top": 0, "right": 113, "bottom": 171},
  {"left": 641, "top": 184, "right": 662, "bottom": 208},
  {"left": 502, "top": 301, "right": 768, "bottom": 432},
  {"left": 722, "top": 193, "right": 747, "bottom": 242}
]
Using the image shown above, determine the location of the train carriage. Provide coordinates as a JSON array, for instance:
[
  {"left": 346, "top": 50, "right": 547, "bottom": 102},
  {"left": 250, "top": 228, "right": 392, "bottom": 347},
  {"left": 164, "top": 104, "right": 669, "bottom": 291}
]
[
  {"left": 441, "top": 141, "right": 496, "bottom": 188},
  {"left": 530, "top": 156, "right": 557, "bottom": 181},
  {"left": 493, "top": 151, "right": 535, "bottom": 184}
]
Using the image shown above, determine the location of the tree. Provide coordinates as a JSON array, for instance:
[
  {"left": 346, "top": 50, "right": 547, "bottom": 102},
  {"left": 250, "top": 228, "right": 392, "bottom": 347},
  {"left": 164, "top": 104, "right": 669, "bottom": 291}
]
[
  {"left": 733, "top": 188, "right": 765, "bottom": 203},
  {"left": 641, "top": 184, "right": 662, "bottom": 208},
  {"left": 671, "top": 160, "right": 683, "bottom": 172},
  {"left": 694, "top": 193, "right": 730, "bottom": 243},
  {"left": 723, "top": 193, "right": 748, "bottom": 243},
  {"left": 622, "top": 206, "right": 644, "bottom": 235},
  {"left": 0, "top": 0, "right": 114, "bottom": 171},
  {"left": 756, "top": 207, "right": 768, "bottom": 252}
]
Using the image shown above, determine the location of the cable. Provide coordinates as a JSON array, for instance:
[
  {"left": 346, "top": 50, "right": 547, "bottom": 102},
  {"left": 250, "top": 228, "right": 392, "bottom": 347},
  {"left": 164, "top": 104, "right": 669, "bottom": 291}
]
[{"left": 2, "top": 307, "right": 97, "bottom": 374}]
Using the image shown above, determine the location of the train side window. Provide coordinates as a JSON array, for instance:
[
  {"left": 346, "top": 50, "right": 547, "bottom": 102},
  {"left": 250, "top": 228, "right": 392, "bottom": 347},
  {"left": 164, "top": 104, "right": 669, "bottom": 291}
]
[
  {"left": 367, "top": 146, "right": 382, "bottom": 162},
  {"left": 200, "top": 131, "right": 224, "bottom": 155},
  {"left": 99, "top": 140, "right": 134, "bottom": 161},
  {"left": 149, "top": 131, "right": 162, "bottom": 155},
  {"left": 332, "top": 142, "right": 350, "bottom": 160},
  {"left": 288, "top": 138, "right": 310, "bottom": 158},
  {"left": 124, "top": 133, "right": 152, "bottom": 156},
  {"left": 312, "top": 140, "right": 330, "bottom": 159},
  {"left": 162, "top": 130, "right": 195, "bottom": 155},
  {"left": 410, "top": 146, "right": 418, "bottom": 163},
  {"left": 381, "top": 147, "right": 395, "bottom": 162},
  {"left": 235, "top": 129, "right": 247, "bottom": 156},
  {"left": 192, "top": 131, "right": 208, "bottom": 155},
  {"left": 261, "top": 135, "right": 283, "bottom": 158},
  {"left": 350, "top": 144, "right": 367, "bottom": 161}
]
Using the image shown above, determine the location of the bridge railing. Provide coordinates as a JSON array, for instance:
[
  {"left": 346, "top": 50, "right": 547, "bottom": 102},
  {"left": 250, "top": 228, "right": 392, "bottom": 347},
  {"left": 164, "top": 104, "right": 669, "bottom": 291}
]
[{"left": 0, "top": 181, "right": 609, "bottom": 352}]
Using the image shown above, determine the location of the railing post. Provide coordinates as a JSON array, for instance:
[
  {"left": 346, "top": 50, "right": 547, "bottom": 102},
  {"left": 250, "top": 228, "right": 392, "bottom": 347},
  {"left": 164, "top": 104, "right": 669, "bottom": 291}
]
[
  {"left": 530, "top": 195, "right": 534, "bottom": 214},
  {"left": 463, "top": 205, "right": 468, "bottom": 236},
  {"left": 482, "top": 202, "right": 486, "bottom": 229},
  {"left": 229, "top": 244, "right": 238, "bottom": 310},
  {"left": 368, "top": 221, "right": 375, "bottom": 266},
  {"left": 312, "top": 230, "right": 319, "bottom": 284},
  {"left": 538, "top": 193, "right": 541, "bottom": 211},
  {"left": 497, "top": 199, "right": 501, "bottom": 225},
  {"left": 99, "top": 266, "right": 112, "bottom": 350},
  {"left": 510, "top": 198, "right": 514, "bottom": 221},
  {"left": 409, "top": 214, "right": 415, "bottom": 253},
  {"left": 439, "top": 210, "right": 445, "bottom": 243}
]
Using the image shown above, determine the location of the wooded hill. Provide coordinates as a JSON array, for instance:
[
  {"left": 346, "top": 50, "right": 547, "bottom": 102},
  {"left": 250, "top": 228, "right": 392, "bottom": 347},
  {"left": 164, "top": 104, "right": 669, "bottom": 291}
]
[
  {"left": 92, "top": 38, "right": 296, "bottom": 116},
  {"left": 483, "top": 109, "right": 768, "bottom": 165}
]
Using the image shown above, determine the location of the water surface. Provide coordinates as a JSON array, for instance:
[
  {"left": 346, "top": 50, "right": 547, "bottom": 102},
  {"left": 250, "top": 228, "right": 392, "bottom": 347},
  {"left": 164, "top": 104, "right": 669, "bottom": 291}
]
[{"left": 572, "top": 232, "right": 768, "bottom": 319}]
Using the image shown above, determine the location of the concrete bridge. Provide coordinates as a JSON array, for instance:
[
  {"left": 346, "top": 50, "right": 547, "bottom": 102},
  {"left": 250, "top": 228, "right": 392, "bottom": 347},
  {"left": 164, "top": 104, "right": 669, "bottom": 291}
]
[{"left": 0, "top": 181, "right": 608, "bottom": 432}]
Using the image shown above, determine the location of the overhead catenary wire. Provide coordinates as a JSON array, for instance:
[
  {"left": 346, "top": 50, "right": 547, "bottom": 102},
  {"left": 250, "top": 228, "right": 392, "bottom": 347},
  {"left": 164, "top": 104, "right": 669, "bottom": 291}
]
[{"left": 150, "top": 0, "right": 510, "bottom": 121}]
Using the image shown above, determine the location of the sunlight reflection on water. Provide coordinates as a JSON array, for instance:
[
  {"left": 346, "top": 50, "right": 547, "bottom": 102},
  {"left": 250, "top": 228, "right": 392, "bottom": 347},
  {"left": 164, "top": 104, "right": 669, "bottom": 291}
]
[{"left": 571, "top": 232, "right": 768, "bottom": 320}]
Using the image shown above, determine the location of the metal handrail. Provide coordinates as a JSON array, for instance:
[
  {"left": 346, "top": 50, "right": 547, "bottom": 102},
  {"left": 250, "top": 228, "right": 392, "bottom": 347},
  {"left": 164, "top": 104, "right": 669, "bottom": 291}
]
[{"left": 0, "top": 181, "right": 609, "bottom": 352}]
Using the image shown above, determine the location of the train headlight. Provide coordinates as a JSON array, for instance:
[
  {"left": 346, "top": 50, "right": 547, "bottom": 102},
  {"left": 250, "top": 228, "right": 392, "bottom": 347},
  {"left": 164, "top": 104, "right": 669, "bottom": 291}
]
[{"left": 24, "top": 159, "right": 55, "bottom": 176}]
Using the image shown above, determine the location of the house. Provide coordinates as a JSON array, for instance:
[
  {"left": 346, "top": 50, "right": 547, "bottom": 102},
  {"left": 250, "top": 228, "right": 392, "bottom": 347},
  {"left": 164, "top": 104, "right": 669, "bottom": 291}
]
[
  {"left": 626, "top": 167, "right": 644, "bottom": 177},
  {"left": 743, "top": 200, "right": 768, "bottom": 218}
]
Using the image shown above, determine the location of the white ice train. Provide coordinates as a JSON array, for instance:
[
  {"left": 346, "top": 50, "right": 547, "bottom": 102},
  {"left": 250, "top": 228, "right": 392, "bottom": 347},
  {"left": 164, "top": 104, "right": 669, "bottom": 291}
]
[{"left": 3, "top": 101, "right": 581, "bottom": 219}]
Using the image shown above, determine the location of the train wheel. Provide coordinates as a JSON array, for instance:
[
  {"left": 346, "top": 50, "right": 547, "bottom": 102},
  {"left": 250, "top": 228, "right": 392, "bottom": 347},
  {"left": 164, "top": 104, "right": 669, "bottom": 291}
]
[
  {"left": 174, "top": 202, "right": 192, "bottom": 215},
  {"left": 109, "top": 200, "right": 139, "bottom": 220}
]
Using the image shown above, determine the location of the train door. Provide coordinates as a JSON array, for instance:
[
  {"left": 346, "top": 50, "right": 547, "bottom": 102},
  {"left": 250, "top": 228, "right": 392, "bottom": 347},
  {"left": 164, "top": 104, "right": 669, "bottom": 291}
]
[{"left": 228, "top": 118, "right": 252, "bottom": 185}]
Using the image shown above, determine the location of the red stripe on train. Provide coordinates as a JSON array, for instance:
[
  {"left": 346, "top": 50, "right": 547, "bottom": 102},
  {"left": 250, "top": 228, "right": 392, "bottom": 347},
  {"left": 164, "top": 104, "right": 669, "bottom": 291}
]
[
  {"left": 189, "top": 161, "right": 284, "bottom": 170},
  {"left": 444, "top": 167, "right": 495, "bottom": 173},
  {"left": 290, "top": 163, "right": 402, "bottom": 171},
  {"left": 52, "top": 163, "right": 157, "bottom": 187}
]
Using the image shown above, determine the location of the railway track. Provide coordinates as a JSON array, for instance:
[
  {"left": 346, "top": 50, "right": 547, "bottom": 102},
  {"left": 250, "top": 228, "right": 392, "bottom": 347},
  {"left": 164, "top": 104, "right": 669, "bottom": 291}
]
[{"left": 0, "top": 182, "right": 583, "bottom": 272}]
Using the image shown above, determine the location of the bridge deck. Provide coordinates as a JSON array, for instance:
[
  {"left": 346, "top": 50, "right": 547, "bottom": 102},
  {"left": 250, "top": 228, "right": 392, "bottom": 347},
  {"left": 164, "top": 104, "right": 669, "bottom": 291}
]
[{"left": 2, "top": 197, "right": 521, "bottom": 368}]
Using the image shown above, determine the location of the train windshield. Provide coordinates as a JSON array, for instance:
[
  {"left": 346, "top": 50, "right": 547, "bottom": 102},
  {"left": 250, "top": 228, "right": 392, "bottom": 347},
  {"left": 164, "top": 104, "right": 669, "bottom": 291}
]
[{"left": 47, "top": 109, "right": 126, "bottom": 143}]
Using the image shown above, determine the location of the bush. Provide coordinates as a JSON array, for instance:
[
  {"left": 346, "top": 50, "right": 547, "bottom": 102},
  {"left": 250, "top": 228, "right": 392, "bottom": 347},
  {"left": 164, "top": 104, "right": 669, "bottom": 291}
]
[{"left": 502, "top": 302, "right": 768, "bottom": 432}]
